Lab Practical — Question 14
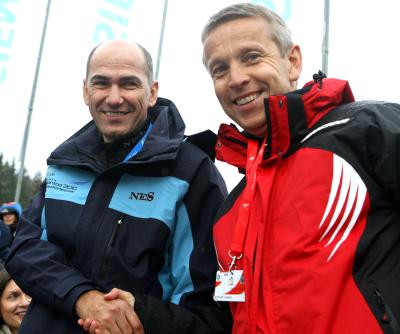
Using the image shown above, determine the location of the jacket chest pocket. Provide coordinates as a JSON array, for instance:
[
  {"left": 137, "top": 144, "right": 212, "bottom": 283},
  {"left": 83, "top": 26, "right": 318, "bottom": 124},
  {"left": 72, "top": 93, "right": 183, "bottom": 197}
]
[
  {"left": 100, "top": 217, "right": 170, "bottom": 279},
  {"left": 370, "top": 283, "right": 400, "bottom": 333}
]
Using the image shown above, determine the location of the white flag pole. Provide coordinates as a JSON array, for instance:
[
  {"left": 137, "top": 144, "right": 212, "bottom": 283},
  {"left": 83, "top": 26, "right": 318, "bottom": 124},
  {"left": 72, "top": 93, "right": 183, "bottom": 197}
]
[
  {"left": 154, "top": 0, "right": 168, "bottom": 80},
  {"left": 14, "top": 0, "right": 52, "bottom": 202},
  {"left": 322, "top": 0, "right": 330, "bottom": 76}
]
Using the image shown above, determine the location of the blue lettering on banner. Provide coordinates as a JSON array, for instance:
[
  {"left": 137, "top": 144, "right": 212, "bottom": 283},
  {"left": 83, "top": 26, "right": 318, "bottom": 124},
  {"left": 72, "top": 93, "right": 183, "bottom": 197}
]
[
  {"left": 93, "top": 0, "right": 134, "bottom": 44},
  {"left": 0, "top": 0, "right": 16, "bottom": 23},
  {"left": 105, "top": 0, "right": 133, "bottom": 11},
  {"left": 250, "top": 0, "right": 291, "bottom": 22},
  {"left": 98, "top": 8, "right": 129, "bottom": 27},
  {"left": 93, "top": 22, "right": 115, "bottom": 41},
  {"left": 0, "top": 0, "right": 18, "bottom": 85}
]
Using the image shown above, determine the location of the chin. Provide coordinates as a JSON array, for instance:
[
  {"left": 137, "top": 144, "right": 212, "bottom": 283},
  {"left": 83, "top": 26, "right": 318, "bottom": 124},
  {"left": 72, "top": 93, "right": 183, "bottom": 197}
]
[{"left": 244, "top": 126, "right": 267, "bottom": 138}]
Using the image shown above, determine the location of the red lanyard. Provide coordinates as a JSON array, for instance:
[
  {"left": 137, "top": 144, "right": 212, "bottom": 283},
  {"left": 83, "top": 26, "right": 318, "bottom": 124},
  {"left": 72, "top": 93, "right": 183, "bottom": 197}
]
[{"left": 228, "top": 138, "right": 266, "bottom": 269}]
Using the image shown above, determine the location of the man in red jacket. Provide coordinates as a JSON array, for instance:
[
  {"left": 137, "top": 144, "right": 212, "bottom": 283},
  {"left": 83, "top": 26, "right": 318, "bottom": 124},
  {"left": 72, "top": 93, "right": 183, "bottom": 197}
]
[{"left": 202, "top": 3, "right": 400, "bottom": 333}]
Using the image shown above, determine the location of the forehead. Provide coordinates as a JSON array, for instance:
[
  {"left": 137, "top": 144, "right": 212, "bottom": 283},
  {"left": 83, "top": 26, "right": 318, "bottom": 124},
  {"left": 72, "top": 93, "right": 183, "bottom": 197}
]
[
  {"left": 2, "top": 280, "right": 19, "bottom": 295},
  {"left": 88, "top": 42, "right": 146, "bottom": 77},
  {"left": 203, "top": 17, "right": 274, "bottom": 59},
  {"left": 1, "top": 211, "right": 16, "bottom": 217}
]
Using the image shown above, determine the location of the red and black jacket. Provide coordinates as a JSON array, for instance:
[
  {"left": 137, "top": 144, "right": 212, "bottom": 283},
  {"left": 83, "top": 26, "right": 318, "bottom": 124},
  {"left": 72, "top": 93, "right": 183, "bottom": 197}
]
[{"left": 214, "top": 77, "right": 400, "bottom": 334}]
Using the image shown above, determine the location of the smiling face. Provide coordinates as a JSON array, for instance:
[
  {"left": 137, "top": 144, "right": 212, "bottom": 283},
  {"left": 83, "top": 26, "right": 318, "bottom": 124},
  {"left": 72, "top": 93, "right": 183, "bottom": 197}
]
[
  {"left": 83, "top": 40, "right": 159, "bottom": 143},
  {"left": 1, "top": 213, "right": 17, "bottom": 227},
  {"left": 203, "top": 17, "right": 302, "bottom": 137},
  {"left": 0, "top": 280, "right": 31, "bottom": 332}
]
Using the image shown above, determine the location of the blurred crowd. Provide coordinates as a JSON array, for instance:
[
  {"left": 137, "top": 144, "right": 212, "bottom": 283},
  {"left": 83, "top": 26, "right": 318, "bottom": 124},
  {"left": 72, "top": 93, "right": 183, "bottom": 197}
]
[{"left": 0, "top": 202, "right": 29, "bottom": 334}]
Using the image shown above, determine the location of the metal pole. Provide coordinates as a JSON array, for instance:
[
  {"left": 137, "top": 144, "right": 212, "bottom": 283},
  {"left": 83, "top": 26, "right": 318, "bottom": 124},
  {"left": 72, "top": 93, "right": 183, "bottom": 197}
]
[
  {"left": 322, "top": 0, "right": 330, "bottom": 76},
  {"left": 14, "top": 0, "right": 52, "bottom": 202},
  {"left": 154, "top": 0, "right": 168, "bottom": 80}
]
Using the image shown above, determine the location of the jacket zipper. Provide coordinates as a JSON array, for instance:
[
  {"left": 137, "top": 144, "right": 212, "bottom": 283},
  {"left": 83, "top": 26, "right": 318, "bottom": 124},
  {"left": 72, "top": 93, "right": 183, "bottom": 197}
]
[
  {"left": 100, "top": 219, "right": 123, "bottom": 278},
  {"left": 374, "top": 289, "right": 400, "bottom": 333}
]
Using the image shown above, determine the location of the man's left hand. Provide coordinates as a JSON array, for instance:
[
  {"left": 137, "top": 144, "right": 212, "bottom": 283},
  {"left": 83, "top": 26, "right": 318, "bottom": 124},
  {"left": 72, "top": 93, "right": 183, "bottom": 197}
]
[{"left": 77, "top": 288, "right": 144, "bottom": 334}]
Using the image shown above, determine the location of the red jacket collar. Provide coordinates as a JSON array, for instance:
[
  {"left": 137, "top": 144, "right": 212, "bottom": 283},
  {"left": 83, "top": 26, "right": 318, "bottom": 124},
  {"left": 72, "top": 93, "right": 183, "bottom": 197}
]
[{"left": 216, "top": 78, "right": 355, "bottom": 170}]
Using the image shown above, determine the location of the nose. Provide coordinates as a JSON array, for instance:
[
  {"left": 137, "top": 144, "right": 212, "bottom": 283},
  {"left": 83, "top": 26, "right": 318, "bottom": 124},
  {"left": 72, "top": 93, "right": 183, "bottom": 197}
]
[
  {"left": 106, "top": 84, "right": 123, "bottom": 106},
  {"left": 20, "top": 293, "right": 31, "bottom": 307},
  {"left": 228, "top": 63, "right": 249, "bottom": 89}
]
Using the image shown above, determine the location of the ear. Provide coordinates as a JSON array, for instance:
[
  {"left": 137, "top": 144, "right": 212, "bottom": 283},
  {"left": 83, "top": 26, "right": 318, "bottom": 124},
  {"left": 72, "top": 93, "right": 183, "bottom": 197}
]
[
  {"left": 148, "top": 80, "right": 159, "bottom": 107},
  {"left": 83, "top": 79, "right": 89, "bottom": 105},
  {"left": 287, "top": 45, "right": 302, "bottom": 82}
]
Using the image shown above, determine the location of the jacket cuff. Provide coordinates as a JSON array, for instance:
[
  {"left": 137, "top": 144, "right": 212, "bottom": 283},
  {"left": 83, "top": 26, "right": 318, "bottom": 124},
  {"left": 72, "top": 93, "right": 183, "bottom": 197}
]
[
  {"left": 133, "top": 293, "right": 145, "bottom": 313},
  {"left": 60, "top": 283, "right": 97, "bottom": 318}
]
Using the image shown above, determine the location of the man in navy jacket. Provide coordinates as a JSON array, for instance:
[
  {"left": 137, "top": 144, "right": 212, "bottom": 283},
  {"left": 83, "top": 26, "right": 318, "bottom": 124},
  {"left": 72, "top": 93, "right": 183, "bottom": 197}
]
[{"left": 6, "top": 40, "right": 231, "bottom": 334}]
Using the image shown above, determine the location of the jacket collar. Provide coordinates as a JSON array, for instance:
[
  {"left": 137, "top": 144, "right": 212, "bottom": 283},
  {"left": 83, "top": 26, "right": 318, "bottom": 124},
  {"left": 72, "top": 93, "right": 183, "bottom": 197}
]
[
  {"left": 47, "top": 97, "right": 186, "bottom": 172},
  {"left": 216, "top": 78, "right": 355, "bottom": 170}
]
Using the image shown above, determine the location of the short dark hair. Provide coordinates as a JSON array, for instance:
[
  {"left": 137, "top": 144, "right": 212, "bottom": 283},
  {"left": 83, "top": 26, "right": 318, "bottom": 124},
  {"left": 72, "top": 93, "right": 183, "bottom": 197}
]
[
  {"left": 85, "top": 41, "right": 154, "bottom": 84},
  {"left": 201, "top": 3, "right": 293, "bottom": 57},
  {"left": 136, "top": 43, "right": 154, "bottom": 84},
  {"left": 0, "top": 269, "right": 12, "bottom": 324}
]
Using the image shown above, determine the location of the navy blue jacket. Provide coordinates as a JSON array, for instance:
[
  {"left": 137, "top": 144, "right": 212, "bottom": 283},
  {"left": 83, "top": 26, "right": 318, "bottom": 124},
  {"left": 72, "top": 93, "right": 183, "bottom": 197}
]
[
  {"left": 0, "top": 219, "right": 12, "bottom": 264},
  {"left": 6, "top": 98, "right": 231, "bottom": 333}
]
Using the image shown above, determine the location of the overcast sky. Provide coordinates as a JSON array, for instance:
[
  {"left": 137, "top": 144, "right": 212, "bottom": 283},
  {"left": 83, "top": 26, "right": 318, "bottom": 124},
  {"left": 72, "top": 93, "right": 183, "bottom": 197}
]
[{"left": 1, "top": 0, "right": 399, "bottom": 191}]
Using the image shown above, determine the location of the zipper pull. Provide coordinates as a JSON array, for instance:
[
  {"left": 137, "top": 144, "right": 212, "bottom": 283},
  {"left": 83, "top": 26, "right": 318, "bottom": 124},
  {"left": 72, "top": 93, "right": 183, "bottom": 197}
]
[
  {"left": 374, "top": 289, "right": 390, "bottom": 323},
  {"left": 110, "top": 219, "right": 123, "bottom": 247}
]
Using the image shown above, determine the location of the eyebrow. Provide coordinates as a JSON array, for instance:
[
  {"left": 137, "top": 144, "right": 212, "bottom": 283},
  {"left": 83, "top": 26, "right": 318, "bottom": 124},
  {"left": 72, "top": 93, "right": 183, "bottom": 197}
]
[
  {"left": 119, "top": 75, "right": 143, "bottom": 86},
  {"left": 89, "top": 74, "right": 108, "bottom": 84},
  {"left": 89, "top": 75, "right": 143, "bottom": 86},
  {"left": 237, "top": 44, "right": 264, "bottom": 55},
  {"left": 206, "top": 44, "right": 264, "bottom": 68},
  {"left": 7, "top": 290, "right": 20, "bottom": 297}
]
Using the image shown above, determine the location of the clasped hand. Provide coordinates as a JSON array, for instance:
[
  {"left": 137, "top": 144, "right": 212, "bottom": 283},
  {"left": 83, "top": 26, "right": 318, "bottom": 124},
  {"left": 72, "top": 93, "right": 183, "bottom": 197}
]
[{"left": 76, "top": 288, "right": 144, "bottom": 334}]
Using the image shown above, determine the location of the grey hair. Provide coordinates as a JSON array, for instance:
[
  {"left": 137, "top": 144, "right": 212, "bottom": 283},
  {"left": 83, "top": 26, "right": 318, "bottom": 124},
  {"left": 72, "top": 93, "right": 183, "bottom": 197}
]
[
  {"left": 201, "top": 3, "right": 293, "bottom": 57},
  {"left": 86, "top": 41, "right": 154, "bottom": 84},
  {"left": 136, "top": 43, "right": 154, "bottom": 84}
]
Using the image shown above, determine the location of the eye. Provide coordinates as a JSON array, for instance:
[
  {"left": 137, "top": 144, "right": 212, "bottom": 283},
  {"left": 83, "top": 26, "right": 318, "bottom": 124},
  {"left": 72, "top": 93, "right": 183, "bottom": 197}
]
[
  {"left": 7, "top": 292, "right": 20, "bottom": 301},
  {"left": 120, "top": 77, "right": 142, "bottom": 90},
  {"left": 91, "top": 79, "right": 109, "bottom": 88},
  {"left": 210, "top": 64, "right": 228, "bottom": 78},
  {"left": 243, "top": 52, "right": 261, "bottom": 63},
  {"left": 122, "top": 80, "right": 140, "bottom": 89}
]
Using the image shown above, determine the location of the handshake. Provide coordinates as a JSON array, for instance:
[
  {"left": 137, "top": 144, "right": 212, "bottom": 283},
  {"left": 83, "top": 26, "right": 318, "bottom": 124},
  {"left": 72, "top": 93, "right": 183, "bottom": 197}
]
[{"left": 76, "top": 288, "right": 144, "bottom": 334}]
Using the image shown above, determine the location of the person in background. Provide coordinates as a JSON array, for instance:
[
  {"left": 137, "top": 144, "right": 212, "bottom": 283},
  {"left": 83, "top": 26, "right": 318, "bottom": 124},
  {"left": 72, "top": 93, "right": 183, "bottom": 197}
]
[
  {"left": 0, "top": 203, "right": 22, "bottom": 238},
  {"left": 0, "top": 203, "right": 22, "bottom": 265},
  {"left": 0, "top": 221, "right": 12, "bottom": 265},
  {"left": 6, "top": 39, "right": 231, "bottom": 333},
  {"left": 0, "top": 268, "right": 31, "bottom": 334},
  {"left": 201, "top": 3, "right": 400, "bottom": 333}
]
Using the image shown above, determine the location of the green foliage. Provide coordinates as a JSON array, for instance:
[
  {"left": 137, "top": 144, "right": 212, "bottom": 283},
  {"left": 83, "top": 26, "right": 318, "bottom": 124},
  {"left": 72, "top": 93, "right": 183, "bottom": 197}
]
[{"left": 0, "top": 153, "right": 43, "bottom": 209}]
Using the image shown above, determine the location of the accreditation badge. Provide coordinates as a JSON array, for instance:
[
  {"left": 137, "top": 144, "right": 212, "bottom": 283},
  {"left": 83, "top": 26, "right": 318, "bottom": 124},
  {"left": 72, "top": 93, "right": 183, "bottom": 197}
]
[{"left": 213, "top": 270, "right": 245, "bottom": 302}]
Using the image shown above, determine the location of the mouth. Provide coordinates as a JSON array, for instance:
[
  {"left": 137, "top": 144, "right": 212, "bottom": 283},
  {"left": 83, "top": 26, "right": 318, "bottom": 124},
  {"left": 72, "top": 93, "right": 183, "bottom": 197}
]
[
  {"left": 103, "top": 111, "right": 129, "bottom": 116},
  {"left": 16, "top": 311, "right": 26, "bottom": 318},
  {"left": 234, "top": 92, "right": 262, "bottom": 106}
]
